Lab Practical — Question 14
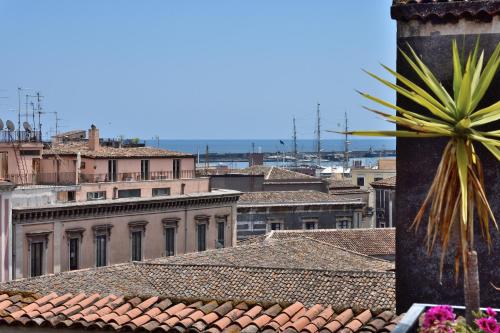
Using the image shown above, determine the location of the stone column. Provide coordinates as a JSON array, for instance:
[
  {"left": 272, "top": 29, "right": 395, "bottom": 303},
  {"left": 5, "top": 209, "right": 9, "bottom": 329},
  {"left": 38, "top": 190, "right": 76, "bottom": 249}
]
[
  {"left": 0, "top": 181, "right": 16, "bottom": 282},
  {"left": 391, "top": 1, "right": 500, "bottom": 312}
]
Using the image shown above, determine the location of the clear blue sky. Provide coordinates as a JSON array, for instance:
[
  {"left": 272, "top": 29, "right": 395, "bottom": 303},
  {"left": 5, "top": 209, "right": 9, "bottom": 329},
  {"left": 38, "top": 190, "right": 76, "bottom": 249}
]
[{"left": 0, "top": 0, "right": 396, "bottom": 140}]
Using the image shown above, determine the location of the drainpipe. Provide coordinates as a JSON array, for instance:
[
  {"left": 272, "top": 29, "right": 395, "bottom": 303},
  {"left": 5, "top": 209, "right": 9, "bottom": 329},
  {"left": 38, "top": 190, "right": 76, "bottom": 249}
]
[{"left": 76, "top": 152, "right": 81, "bottom": 185}]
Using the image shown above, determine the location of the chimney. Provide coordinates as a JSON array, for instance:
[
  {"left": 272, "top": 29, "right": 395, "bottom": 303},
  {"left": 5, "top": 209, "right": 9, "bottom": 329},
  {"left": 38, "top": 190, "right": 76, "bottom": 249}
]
[{"left": 88, "top": 124, "right": 100, "bottom": 151}]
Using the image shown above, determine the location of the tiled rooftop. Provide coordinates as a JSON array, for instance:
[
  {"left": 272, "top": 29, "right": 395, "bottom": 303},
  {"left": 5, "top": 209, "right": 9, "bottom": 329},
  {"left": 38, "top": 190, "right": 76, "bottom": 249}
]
[
  {"left": 1, "top": 264, "right": 157, "bottom": 296},
  {"left": 238, "top": 191, "right": 360, "bottom": 206},
  {"left": 0, "top": 291, "right": 403, "bottom": 332},
  {"left": 239, "top": 166, "right": 319, "bottom": 181},
  {"left": 140, "top": 264, "right": 395, "bottom": 309},
  {"left": 150, "top": 238, "right": 394, "bottom": 272},
  {"left": 391, "top": 0, "right": 500, "bottom": 22},
  {"left": 264, "top": 229, "right": 396, "bottom": 257},
  {"left": 370, "top": 177, "right": 396, "bottom": 189},
  {"left": 1, "top": 263, "right": 395, "bottom": 309},
  {"left": 43, "top": 143, "right": 192, "bottom": 158},
  {"left": 13, "top": 189, "right": 240, "bottom": 210},
  {"left": 328, "top": 180, "right": 360, "bottom": 190}
]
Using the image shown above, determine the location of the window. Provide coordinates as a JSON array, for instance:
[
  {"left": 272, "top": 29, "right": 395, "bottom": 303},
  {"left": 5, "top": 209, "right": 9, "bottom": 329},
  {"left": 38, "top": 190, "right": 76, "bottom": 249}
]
[
  {"left": 131, "top": 231, "right": 142, "bottom": 261},
  {"left": 69, "top": 238, "right": 79, "bottom": 270},
  {"left": 67, "top": 191, "right": 76, "bottom": 202},
  {"left": 30, "top": 241, "right": 44, "bottom": 277},
  {"left": 173, "top": 159, "right": 181, "bottom": 179},
  {"left": 336, "top": 216, "right": 352, "bottom": 229},
  {"left": 270, "top": 222, "right": 282, "bottom": 231},
  {"left": 20, "top": 150, "right": 41, "bottom": 156},
  {"left": 197, "top": 223, "right": 207, "bottom": 252},
  {"left": 141, "top": 160, "right": 150, "bottom": 180},
  {"left": 118, "top": 189, "right": 141, "bottom": 198},
  {"left": 165, "top": 228, "right": 175, "bottom": 256},
  {"left": 95, "top": 234, "right": 107, "bottom": 267},
  {"left": 374, "top": 177, "right": 383, "bottom": 182},
  {"left": 107, "top": 159, "right": 117, "bottom": 182},
  {"left": 87, "top": 191, "right": 106, "bottom": 201},
  {"left": 80, "top": 161, "right": 86, "bottom": 169},
  {"left": 216, "top": 221, "right": 225, "bottom": 249},
  {"left": 152, "top": 187, "right": 170, "bottom": 197},
  {"left": 357, "top": 176, "right": 365, "bottom": 186},
  {"left": 305, "top": 221, "right": 317, "bottom": 230}
]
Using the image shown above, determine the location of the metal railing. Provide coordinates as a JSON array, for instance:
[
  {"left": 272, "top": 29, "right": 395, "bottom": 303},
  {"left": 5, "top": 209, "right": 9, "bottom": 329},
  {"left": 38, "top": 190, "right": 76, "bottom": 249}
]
[
  {"left": 0, "top": 130, "right": 42, "bottom": 143},
  {"left": 7, "top": 170, "right": 196, "bottom": 186}
]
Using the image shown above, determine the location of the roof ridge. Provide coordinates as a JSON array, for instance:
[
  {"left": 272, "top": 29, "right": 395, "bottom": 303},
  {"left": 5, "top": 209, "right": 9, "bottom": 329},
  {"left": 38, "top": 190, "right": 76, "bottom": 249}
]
[
  {"left": 265, "top": 166, "right": 274, "bottom": 179},
  {"left": 133, "top": 262, "right": 395, "bottom": 275},
  {"left": 298, "top": 236, "right": 393, "bottom": 265},
  {"left": 4, "top": 262, "right": 135, "bottom": 283},
  {"left": 272, "top": 227, "right": 396, "bottom": 234}
]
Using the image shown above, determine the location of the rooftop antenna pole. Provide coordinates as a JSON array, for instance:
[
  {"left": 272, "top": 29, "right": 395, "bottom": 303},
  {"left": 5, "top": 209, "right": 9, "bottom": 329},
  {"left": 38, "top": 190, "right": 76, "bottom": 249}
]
[
  {"left": 25, "top": 94, "right": 29, "bottom": 123},
  {"left": 17, "top": 87, "right": 22, "bottom": 140},
  {"left": 293, "top": 117, "right": 298, "bottom": 168},
  {"left": 343, "top": 111, "right": 350, "bottom": 178},
  {"left": 316, "top": 102, "right": 321, "bottom": 168},
  {"left": 30, "top": 102, "right": 36, "bottom": 131},
  {"left": 37, "top": 92, "right": 42, "bottom": 141},
  {"left": 55, "top": 111, "right": 60, "bottom": 136}
]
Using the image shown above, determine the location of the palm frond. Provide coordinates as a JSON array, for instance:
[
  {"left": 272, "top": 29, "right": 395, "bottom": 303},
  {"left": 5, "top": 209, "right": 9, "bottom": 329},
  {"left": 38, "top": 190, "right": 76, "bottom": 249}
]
[{"left": 337, "top": 39, "right": 500, "bottom": 280}]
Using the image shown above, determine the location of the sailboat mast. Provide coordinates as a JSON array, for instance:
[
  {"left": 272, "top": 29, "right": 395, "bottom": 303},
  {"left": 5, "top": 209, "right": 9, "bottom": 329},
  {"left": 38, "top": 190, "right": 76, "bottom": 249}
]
[
  {"left": 293, "top": 117, "right": 298, "bottom": 168},
  {"left": 343, "top": 112, "right": 350, "bottom": 177},
  {"left": 316, "top": 103, "right": 321, "bottom": 168}
]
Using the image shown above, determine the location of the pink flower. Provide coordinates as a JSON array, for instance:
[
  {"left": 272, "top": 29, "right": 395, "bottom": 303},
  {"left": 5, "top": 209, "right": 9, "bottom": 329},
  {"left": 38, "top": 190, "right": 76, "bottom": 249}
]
[
  {"left": 423, "top": 306, "right": 456, "bottom": 329},
  {"left": 475, "top": 316, "right": 499, "bottom": 333},
  {"left": 486, "top": 308, "right": 497, "bottom": 318}
]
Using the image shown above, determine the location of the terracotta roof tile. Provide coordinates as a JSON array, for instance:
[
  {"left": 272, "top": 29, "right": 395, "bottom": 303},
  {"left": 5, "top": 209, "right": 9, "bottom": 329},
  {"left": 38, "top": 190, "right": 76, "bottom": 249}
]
[
  {"left": 267, "top": 228, "right": 395, "bottom": 257},
  {"left": 370, "top": 176, "right": 396, "bottom": 188},
  {"left": 251, "top": 314, "right": 273, "bottom": 328},
  {"left": 49, "top": 293, "right": 73, "bottom": 307},
  {"left": 238, "top": 191, "right": 342, "bottom": 206},
  {"left": 153, "top": 237, "right": 393, "bottom": 272},
  {"left": 43, "top": 143, "right": 192, "bottom": 159},
  {"left": 236, "top": 166, "right": 319, "bottom": 181}
]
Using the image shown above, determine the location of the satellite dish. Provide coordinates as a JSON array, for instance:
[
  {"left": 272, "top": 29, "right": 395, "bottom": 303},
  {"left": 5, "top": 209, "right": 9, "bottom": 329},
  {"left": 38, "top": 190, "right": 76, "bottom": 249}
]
[
  {"left": 23, "top": 121, "right": 32, "bottom": 133},
  {"left": 6, "top": 120, "right": 15, "bottom": 132},
  {"left": 0, "top": 119, "right": 4, "bottom": 130}
]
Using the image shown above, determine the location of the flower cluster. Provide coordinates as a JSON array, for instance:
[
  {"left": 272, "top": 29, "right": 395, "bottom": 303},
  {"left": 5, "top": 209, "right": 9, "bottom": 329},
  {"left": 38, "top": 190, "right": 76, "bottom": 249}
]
[
  {"left": 475, "top": 308, "right": 499, "bottom": 333},
  {"left": 420, "top": 306, "right": 499, "bottom": 333},
  {"left": 420, "top": 306, "right": 456, "bottom": 333}
]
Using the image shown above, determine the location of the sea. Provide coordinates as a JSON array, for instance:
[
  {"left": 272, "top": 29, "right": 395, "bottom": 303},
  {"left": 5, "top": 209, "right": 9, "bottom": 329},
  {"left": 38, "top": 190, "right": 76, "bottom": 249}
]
[
  {"left": 143, "top": 139, "right": 396, "bottom": 169},
  {"left": 144, "top": 139, "right": 395, "bottom": 155}
]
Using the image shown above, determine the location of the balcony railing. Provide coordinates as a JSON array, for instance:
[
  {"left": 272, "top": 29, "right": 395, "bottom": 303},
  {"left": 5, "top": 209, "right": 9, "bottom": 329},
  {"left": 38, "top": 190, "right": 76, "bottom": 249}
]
[
  {"left": 0, "top": 130, "right": 42, "bottom": 143},
  {"left": 6, "top": 170, "right": 196, "bottom": 186}
]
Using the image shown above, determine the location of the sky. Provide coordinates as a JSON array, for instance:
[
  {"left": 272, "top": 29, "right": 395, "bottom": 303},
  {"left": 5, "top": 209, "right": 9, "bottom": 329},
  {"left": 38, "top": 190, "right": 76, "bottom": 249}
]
[{"left": 0, "top": 0, "right": 396, "bottom": 140}]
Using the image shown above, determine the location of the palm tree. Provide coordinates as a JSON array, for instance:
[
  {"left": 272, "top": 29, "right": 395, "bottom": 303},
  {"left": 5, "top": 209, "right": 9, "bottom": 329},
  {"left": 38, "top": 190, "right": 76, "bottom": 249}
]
[{"left": 335, "top": 40, "right": 500, "bottom": 324}]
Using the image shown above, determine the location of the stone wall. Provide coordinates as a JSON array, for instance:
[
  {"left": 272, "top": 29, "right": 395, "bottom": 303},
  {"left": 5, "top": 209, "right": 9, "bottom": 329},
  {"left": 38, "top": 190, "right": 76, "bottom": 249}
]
[{"left": 394, "top": 14, "right": 500, "bottom": 311}]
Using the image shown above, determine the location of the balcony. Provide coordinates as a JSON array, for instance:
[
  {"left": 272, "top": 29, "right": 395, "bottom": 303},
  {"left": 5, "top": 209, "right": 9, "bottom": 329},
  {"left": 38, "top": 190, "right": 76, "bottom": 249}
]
[
  {"left": 7, "top": 170, "right": 196, "bottom": 186},
  {"left": 0, "top": 130, "right": 42, "bottom": 143}
]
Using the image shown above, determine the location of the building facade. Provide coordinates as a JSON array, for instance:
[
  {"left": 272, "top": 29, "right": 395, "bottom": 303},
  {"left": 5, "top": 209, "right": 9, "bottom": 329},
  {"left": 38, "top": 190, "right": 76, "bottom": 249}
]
[
  {"left": 12, "top": 189, "right": 239, "bottom": 279},
  {"left": 236, "top": 191, "right": 365, "bottom": 240},
  {"left": 210, "top": 166, "right": 329, "bottom": 193},
  {"left": 371, "top": 177, "right": 396, "bottom": 228},
  {"left": 0, "top": 124, "right": 243, "bottom": 280}
]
